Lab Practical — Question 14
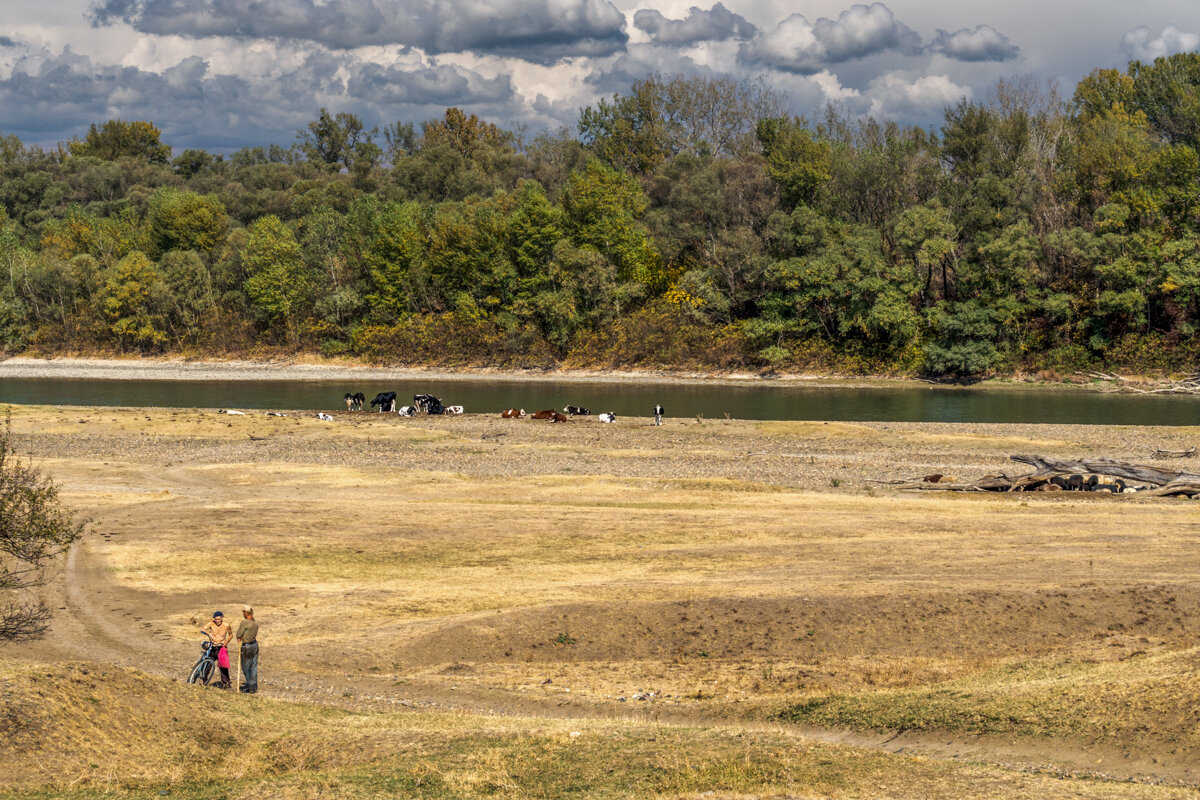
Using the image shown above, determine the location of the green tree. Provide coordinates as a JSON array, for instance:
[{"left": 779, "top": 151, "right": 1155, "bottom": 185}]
[
  {"left": 242, "top": 216, "right": 311, "bottom": 341},
  {"left": 97, "top": 251, "right": 169, "bottom": 350},
  {"left": 759, "top": 207, "right": 920, "bottom": 358},
  {"left": 561, "top": 160, "right": 663, "bottom": 291},
  {"left": 578, "top": 81, "right": 669, "bottom": 175},
  {"left": 894, "top": 201, "right": 958, "bottom": 304},
  {"left": 68, "top": 119, "right": 171, "bottom": 163},
  {"left": 422, "top": 108, "right": 508, "bottom": 154},
  {"left": 756, "top": 117, "right": 831, "bottom": 209},
  {"left": 299, "top": 109, "right": 376, "bottom": 170},
  {"left": 0, "top": 416, "right": 87, "bottom": 640},
  {"left": 146, "top": 187, "right": 229, "bottom": 258},
  {"left": 158, "top": 250, "right": 215, "bottom": 344},
  {"left": 364, "top": 202, "right": 429, "bottom": 320}
]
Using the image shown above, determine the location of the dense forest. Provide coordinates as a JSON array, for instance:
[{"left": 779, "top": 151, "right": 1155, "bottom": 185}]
[{"left": 4, "top": 55, "right": 1200, "bottom": 377}]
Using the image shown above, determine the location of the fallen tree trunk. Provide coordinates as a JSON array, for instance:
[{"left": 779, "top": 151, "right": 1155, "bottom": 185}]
[
  {"left": 1152, "top": 447, "right": 1197, "bottom": 459},
  {"left": 894, "top": 456, "right": 1200, "bottom": 497},
  {"left": 1009, "top": 455, "right": 1200, "bottom": 487}
]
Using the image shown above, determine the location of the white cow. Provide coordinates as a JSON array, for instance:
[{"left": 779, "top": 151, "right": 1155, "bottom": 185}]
[
  {"left": 397, "top": 405, "right": 416, "bottom": 417},
  {"left": 598, "top": 412, "right": 616, "bottom": 423},
  {"left": 443, "top": 405, "right": 465, "bottom": 415}
]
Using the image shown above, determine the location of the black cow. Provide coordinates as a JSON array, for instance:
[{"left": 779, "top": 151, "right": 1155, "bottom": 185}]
[
  {"left": 1087, "top": 475, "right": 1126, "bottom": 493},
  {"left": 564, "top": 405, "right": 590, "bottom": 416},
  {"left": 344, "top": 392, "right": 365, "bottom": 411},
  {"left": 413, "top": 394, "right": 444, "bottom": 415},
  {"left": 371, "top": 392, "right": 397, "bottom": 412},
  {"left": 1050, "top": 474, "right": 1086, "bottom": 491}
]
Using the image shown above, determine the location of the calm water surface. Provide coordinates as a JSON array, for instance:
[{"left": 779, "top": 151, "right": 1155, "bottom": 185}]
[{"left": 1, "top": 376, "right": 1197, "bottom": 425}]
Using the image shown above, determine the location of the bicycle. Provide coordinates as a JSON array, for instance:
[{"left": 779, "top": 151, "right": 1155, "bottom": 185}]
[{"left": 187, "top": 639, "right": 226, "bottom": 687}]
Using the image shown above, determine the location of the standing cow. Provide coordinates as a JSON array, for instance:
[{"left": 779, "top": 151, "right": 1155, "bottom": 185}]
[{"left": 371, "top": 392, "right": 397, "bottom": 412}]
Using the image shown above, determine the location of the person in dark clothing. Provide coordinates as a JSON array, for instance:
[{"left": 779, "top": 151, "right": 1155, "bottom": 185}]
[{"left": 236, "top": 605, "right": 260, "bottom": 694}]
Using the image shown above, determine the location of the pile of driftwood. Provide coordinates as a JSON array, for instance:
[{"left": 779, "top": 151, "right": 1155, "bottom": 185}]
[
  {"left": 891, "top": 455, "right": 1200, "bottom": 498},
  {"left": 1078, "top": 370, "right": 1200, "bottom": 395}
]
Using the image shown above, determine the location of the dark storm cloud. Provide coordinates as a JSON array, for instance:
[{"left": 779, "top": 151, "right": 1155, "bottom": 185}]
[
  {"left": 90, "top": 0, "right": 628, "bottom": 63},
  {"left": 346, "top": 62, "right": 515, "bottom": 106},
  {"left": 929, "top": 25, "right": 1019, "bottom": 62},
  {"left": 0, "top": 46, "right": 521, "bottom": 147},
  {"left": 0, "top": 36, "right": 18, "bottom": 48},
  {"left": 632, "top": 3, "right": 756, "bottom": 46},
  {"left": 739, "top": 2, "right": 921, "bottom": 74}
]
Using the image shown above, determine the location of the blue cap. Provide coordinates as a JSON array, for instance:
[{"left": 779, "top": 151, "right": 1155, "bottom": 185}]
[{"left": 213, "top": 610, "right": 223, "bottom": 618}]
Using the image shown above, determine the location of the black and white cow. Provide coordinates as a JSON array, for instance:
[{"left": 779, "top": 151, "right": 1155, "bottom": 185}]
[
  {"left": 397, "top": 405, "right": 416, "bottom": 417},
  {"left": 413, "top": 394, "right": 443, "bottom": 415},
  {"left": 371, "top": 392, "right": 397, "bottom": 412},
  {"left": 344, "top": 392, "right": 366, "bottom": 411},
  {"left": 598, "top": 412, "right": 616, "bottom": 423},
  {"left": 564, "top": 405, "right": 590, "bottom": 416}
]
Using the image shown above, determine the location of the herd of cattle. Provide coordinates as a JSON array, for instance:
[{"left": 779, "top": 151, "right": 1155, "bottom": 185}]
[{"left": 345, "top": 392, "right": 618, "bottom": 423}]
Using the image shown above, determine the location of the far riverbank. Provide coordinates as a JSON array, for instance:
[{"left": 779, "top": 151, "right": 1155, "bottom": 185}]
[{"left": 0, "top": 355, "right": 1095, "bottom": 394}]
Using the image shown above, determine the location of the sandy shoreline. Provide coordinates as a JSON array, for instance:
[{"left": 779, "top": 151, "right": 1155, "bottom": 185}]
[
  {"left": 0, "top": 355, "right": 907, "bottom": 386},
  {"left": 0, "top": 355, "right": 1078, "bottom": 393}
]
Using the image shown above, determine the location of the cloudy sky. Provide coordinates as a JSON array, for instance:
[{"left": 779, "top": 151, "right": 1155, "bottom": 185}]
[{"left": 2, "top": 0, "right": 1199, "bottom": 151}]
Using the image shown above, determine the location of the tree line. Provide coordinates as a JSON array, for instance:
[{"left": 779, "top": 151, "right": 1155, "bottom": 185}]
[{"left": 3, "top": 61, "right": 1200, "bottom": 377}]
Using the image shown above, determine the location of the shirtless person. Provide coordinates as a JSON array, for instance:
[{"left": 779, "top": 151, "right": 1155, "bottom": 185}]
[{"left": 201, "top": 610, "right": 234, "bottom": 688}]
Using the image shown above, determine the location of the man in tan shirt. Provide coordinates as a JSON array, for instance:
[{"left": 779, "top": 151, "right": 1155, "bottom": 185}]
[{"left": 236, "top": 605, "right": 259, "bottom": 694}]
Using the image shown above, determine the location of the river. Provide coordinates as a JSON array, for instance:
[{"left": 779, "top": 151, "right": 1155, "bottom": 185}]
[{"left": 0, "top": 375, "right": 1196, "bottom": 425}]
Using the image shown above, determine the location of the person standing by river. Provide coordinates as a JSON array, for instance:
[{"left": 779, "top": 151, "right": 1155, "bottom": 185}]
[{"left": 236, "top": 605, "right": 259, "bottom": 694}]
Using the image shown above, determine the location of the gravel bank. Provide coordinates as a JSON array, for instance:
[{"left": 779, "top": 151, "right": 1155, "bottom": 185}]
[
  {"left": 0, "top": 356, "right": 958, "bottom": 389},
  {"left": 11, "top": 407, "right": 1199, "bottom": 495}
]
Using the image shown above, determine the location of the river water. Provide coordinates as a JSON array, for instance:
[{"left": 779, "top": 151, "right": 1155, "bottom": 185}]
[{"left": 0, "top": 376, "right": 1197, "bottom": 425}]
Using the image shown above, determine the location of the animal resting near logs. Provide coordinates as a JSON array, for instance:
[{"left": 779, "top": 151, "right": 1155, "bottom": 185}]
[{"left": 892, "top": 455, "right": 1200, "bottom": 498}]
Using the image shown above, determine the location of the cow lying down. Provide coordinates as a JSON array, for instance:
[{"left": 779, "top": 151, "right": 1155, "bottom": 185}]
[
  {"left": 598, "top": 412, "right": 616, "bottom": 423},
  {"left": 501, "top": 408, "right": 526, "bottom": 419}
]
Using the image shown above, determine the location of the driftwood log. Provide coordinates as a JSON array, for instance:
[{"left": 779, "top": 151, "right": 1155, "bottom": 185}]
[
  {"left": 894, "top": 455, "right": 1200, "bottom": 497},
  {"left": 1152, "top": 447, "right": 1197, "bottom": 459},
  {"left": 1076, "top": 370, "right": 1200, "bottom": 395}
]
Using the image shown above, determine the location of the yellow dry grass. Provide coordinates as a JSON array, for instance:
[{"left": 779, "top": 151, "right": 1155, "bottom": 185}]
[
  {"left": 8, "top": 404, "right": 1200, "bottom": 796},
  {"left": 1, "top": 661, "right": 1195, "bottom": 800}
]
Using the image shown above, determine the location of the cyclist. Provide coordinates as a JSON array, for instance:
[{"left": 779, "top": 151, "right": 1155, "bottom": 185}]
[{"left": 201, "top": 610, "right": 234, "bottom": 688}]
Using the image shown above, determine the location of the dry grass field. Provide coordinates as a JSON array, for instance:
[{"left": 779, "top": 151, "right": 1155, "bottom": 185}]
[{"left": 2, "top": 403, "right": 1200, "bottom": 799}]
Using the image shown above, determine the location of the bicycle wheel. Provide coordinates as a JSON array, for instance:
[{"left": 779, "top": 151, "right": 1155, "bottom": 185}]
[{"left": 188, "top": 658, "right": 215, "bottom": 686}]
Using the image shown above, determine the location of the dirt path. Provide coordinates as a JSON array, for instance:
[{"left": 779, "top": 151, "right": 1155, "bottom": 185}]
[{"left": 15, "top": 534, "right": 1198, "bottom": 791}]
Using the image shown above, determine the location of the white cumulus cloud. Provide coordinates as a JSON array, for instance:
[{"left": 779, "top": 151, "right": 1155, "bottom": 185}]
[
  {"left": 739, "top": 3, "right": 921, "bottom": 74},
  {"left": 1120, "top": 24, "right": 1200, "bottom": 62},
  {"left": 866, "top": 71, "right": 971, "bottom": 120}
]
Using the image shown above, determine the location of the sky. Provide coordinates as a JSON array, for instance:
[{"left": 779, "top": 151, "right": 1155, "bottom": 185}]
[{"left": 2, "top": 0, "right": 1199, "bottom": 152}]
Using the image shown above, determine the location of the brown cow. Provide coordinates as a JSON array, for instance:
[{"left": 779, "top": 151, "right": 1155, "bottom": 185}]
[
  {"left": 501, "top": 408, "right": 526, "bottom": 419},
  {"left": 550, "top": 412, "right": 569, "bottom": 423},
  {"left": 530, "top": 409, "right": 557, "bottom": 420}
]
